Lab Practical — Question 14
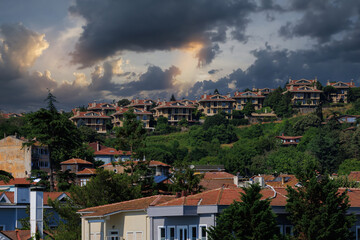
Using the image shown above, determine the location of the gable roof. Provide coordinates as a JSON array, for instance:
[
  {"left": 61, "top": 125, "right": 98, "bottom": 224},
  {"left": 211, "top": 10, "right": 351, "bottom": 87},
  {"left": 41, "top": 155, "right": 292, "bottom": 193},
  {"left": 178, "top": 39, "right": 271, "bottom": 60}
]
[
  {"left": 288, "top": 78, "right": 317, "bottom": 86},
  {"left": 0, "top": 192, "right": 70, "bottom": 205},
  {"left": 78, "top": 195, "right": 175, "bottom": 218},
  {"left": 233, "top": 91, "right": 265, "bottom": 98},
  {"left": 154, "top": 101, "right": 196, "bottom": 110},
  {"left": 328, "top": 81, "right": 355, "bottom": 88},
  {"left": 286, "top": 86, "right": 322, "bottom": 92},
  {"left": 95, "top": 147, "right": 131, "bottom": 156},
  {"left": 348, "top": 171, "right": 360, "bottom": 182},
  {"left": 111, "top": 107, "right": 152, "bottom": 116},
  {"left": 203, "top": 172, "right": 235, "bottom": 180},
  {"left": 70, "top": 111, "right": 111, "bottom": 119},
  {"left": 199, "top": 94, "right": 235, "bottom": 102},
  {"left": 60, "top": 158, "right": 93, "bottom": 165},
  {"left": 129, "top": 99, "right": 154, "bottom": 106},
  {"left": 0, "top": 178, "right": 32, "bottom": 186},
  {"left": 76, "top": 168, "right": 97, "bottom": 175},
  {"left": 87, "top": 102, "right": 117, "bottom": 110},
  {"left": 156, "top": 187, "right": 287, "bottom": 207}
]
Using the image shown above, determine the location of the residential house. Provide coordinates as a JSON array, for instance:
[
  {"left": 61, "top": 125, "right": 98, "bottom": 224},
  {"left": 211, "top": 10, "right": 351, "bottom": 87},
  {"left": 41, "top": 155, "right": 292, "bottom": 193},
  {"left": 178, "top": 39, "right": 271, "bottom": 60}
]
[
  {"left": 0, "top": 113, "right": 23, "bottom": 119},
  {"left": 0, "top": 136, "right": 50, "bottom": 178},
  {"left": 87, "top": 102, "right": 117, "bottom": 115},
  {"left": 111, "top": 107, "right": 152, "bottom": 129},
  {"left": 128, "top": 99, "right": 155, "bottom": 112},
  {"left": 285, "top": 85, "right": 322, "bottom": 108},
  {"left": 233, "top": 91, "right": 265, "bottom": 110},
  {"left": 76, "top": 168, "right": 97, "bottom": 186},
  {"left": 0, "top": 178, "right": 33, "bottom": 192},
  {"left": 89, "top": 142, "right": 132, "bottom": 164},
  {"left": 253, "top": 87, "right": 274, "bottom": 96},
  {"left": 199, "top": 172, "right": 237, "bottom": 190},
  {"left": 198, "top": 94, "right": 235, "bottom": 116},
  {"left": 60, "top": 158, "right": 95, "bottom": 186},
  {"left": 287, "top": 78, "right": 318, "bottom": 88},
  {"left": 78, "top": 195, "right": 175, "bottom": 240},
  {"left": 70, "top": 111, "right": 111, "bottom": 133},
  {"left": 148, "top": 187, "right": 290, "bottom": 240},
  {"left": 331, "top": 115, "right": 360, "bottom": 124},
  {"left": 0, "top": 184, "right": 69, "bottom": 231},
  {"left": 326, "top": 80, "right": 356, "bottom": 103},
  {"left": 153, "top": 101, "right": 196, "bottom": 125},
  {"left": 190, "top": 165, "right": 225, "bottom": 174},
  {"left": 276, "top": 134, "right": 302, "bottom": 145}
]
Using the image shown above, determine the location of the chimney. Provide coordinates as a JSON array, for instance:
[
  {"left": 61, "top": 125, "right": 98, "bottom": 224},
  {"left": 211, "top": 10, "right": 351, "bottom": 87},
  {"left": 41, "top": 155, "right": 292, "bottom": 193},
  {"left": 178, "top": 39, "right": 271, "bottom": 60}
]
[
  {"left": 281, "top": 176, "right": 286, "bottom": 185},
  {"left": 96, "top": 141, "right": 100, "bottom": 151},
  {"left": 227, "top": 92, "right": 231, "bottom": 98},
  {"left": 327, "top": 80, "right": 330, "bottom": 86},
  {"left": 14, "top": 184, "right": 30, "bottom": 204},
  {"left": 203, "top": 93, "right": 207, "bottom": 99},
  {"left": 30, "top": 186, "right": 44, "bottom": 239}
]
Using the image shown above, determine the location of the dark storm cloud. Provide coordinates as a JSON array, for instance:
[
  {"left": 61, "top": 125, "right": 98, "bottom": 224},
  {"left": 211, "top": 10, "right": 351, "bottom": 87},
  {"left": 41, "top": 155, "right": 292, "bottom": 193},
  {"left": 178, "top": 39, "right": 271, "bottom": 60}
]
[
  {"left": 69, "top": 0, "right": 256, "bottom": 68},
  {"left": 114, "top": 65, "right": 181, "bottom": 96},
  {"left": 187, "top": 41, "right": 360, "bottom": 99},
  {"left": 278, "top": 0, "right": 359, "bottom": 43},
  {"left": 208, "top": 69, "right": 222, "bottom": 75}
]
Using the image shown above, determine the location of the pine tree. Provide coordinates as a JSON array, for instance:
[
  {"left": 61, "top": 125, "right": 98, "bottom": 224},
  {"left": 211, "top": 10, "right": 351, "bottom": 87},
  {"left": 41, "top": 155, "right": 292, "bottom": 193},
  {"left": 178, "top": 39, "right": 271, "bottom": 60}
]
[
  {"left": 170, "top": 94, "right": 176, "bottom": 101},
  {"left": 286, "top": 167, "right": 355, "bottom": 240},
  {"left": 208, "top": 184, "right": 279, "bottom": 240}
]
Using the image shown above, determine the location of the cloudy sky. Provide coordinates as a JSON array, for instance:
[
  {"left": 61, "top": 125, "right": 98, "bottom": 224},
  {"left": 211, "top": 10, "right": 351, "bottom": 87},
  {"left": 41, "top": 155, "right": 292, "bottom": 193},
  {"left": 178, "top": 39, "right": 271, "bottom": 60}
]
[{"left": 1, "top": 0, "right": 360, "bottom": 112}]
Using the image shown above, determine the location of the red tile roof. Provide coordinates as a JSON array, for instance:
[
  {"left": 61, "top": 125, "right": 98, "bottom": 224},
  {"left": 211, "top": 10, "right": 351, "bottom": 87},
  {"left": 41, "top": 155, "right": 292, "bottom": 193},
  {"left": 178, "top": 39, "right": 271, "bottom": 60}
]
[
  {"left": 0, "top": 229, "right": 31, "bottom": 240},
  {"left": 148, "top": 160, "right": 170, "bottom": 167},
  {"left": 78, "top": 195, "right": 175, "bottom": 217},
  {"left": 286, "top": 86, "right": 322, "bottom": 92},
  {"left": 0, "top": 113, "right": 23, "bottom": 119},
  {"left": 111, "top": 107, "right": 152, "bottom": 116},
  {"left": 0, "top": 192, "right": 69, "bottom": 205},
  {"left": 233, "top": 91, "right": 265, "bottom": 98},
  {"left": 87, "top": 102, "right": 117, "bottom": 110},
  {"left": 154, "top": 101, "right": 196, "bottom": 109},
  {"left": 200, "top": 179, "right": 237, "bottom": 190},
  {"left": 70, "top": 111, "right": 111, "bottom": 119},
  {"left": 129, "top": 99, "right": 154, "bottom": 106},
  {"left": 276, "top": 135, "right": 303, "bottom": 140},
  {"left": 328, "top": 81, "right": 355, "bottom": 88},
  {"left": 0, "top": 178, "right": 32, "bottom": 186},
  {"left": 259, "top": 174, "right": 299, "bottom": 188},
  {"left": 76, "top": 168, "right": 97, "bottom": 175},
  {"left": 348, "top": 171, "right": 360, "bottom": 182},
  {"left": 203, "top": 172, "right": 235, "bottom": 180},
  {"left": 199, "top": 94, "right": 235, "bottom": 102},
  {"left": 60, "top": 158, "right": 93, "bottom": 165},
  {"left": 95, "top": 147, "right": 132, "bottom": 156},
  {"left": 156, "top": 187, "right": 288, "bottom": 207},
  {"left": 288, "top": 79, "right": 317, "bottom": 86}
]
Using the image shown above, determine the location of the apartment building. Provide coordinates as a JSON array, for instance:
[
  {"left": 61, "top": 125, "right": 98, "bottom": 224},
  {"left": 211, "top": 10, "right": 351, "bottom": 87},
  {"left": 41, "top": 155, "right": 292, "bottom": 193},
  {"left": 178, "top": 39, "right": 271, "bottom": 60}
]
[
  {"left": 198, "top": 94, "right": 235, "bottom": 116},
  {"left": 111, "top": 107, "right": 152, "bottom": 129},
  {"left": 87, "top": 102, "right": 117, "bottom": 115},
  {"left": 153, "top": 101, "right": 196, "bottom": 125},
  {"left": 128, "top": 99, "right": 155, "bottom": 111},
  {"left": 326, "top": 80, "right": 356, "bottom": 103},
  {"left": 70, "top": 110, "right": 111, "bottom": 133},
  {"left": 233, "top": 91, "right": 265, "bottom": 110}
]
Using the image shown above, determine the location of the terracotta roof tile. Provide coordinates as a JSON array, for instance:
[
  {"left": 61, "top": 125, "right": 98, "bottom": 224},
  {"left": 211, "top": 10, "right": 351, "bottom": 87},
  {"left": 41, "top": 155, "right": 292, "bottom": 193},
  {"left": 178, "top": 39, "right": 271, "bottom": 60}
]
[
  {"left": 70, "top": 111, "right": 111, "bottom": 119},
  {"left": 233, "top": 91, "right": 265, "bottom": 98},
  {"left": 348, "top": 171, "right": 360, "bottom": 182},
  {"left": 95, "top": 147, "right": 131, "bottom": 156},
  {"left": 199, "top": 94, "right": 235, "bottom": 102},
  {"left": 79, "top": 195, "right": 175, "bottom": 217},
  {"left": 76, "top": 168, "right": 97, "bottom": 175},
  {"left": 60, "top": 158, "right": 93, "bottom": 165},
  {"left": 154, "top": 101, "right": 196, "bottom": 109},
  {"left": 0, "top": 178, "right": 32, "bottom": 186},
  {"left": 0, "top": 191, "right": 69, "bottom": 205},
  {"left": 276, "top": 135, "right": 303, "bottom": 140},
  {"left": 203, "top": 172, "right": 234, "bottom": 180}
]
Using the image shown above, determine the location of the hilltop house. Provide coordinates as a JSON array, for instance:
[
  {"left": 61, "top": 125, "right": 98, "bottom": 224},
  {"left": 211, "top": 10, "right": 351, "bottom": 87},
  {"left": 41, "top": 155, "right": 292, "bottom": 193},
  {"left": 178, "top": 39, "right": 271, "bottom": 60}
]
[
  {"left": 326, "top": 80, "right": 356, "bottom": 103},
  {"left": 276, "top": 134, "right": 303, "bottom": 145},
  {"left": 70, "top": 110, "right": 111, "bottom": 134},
  {"left": 127, "top": 99, "right": 155, "bottom": 112},
  {"left": 89, "top": 142, "right": 132, "bottom": 164},
  {"left": 153, "top": 101, "right": 196, "bottom": 125},
  {"left": 87, "top": 102, "right": 117, "bottom": 115},
  {"left": 233, "top": 91, "right": 265, "bottom": 110},
  {"left": 198, "top": 93, "right": 235, "bottom": 116},
  {"left": 111, "top": 107, "right": 152, "bottom": 129}
]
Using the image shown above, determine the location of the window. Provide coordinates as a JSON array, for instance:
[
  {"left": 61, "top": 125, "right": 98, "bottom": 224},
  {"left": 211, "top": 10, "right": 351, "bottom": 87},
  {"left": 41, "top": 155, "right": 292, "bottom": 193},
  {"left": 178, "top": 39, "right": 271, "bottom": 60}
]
[
  {"left": 177, "top": 226, "right": 188, "bottom": 240},
  {"left": 284, "top": 225, "right": 293, "bottom": 236},
  {"left": 189, "top": 225, "right": 197, "bottom": 240},
  {"left": 183, "top": 109, "right": 187, "bottom": 114},
  {"left": 175, "top": 109, "right": 178, "bottom": 114},
  {"left": 199, "top": 225, "right": 207, "bottom": 240},
  {"left": 127, "top": 231, "right": 143, "bottom": 240},
  {"left": 277, "top": 225, "right": 283, "bottom": 235},
  {"left": 143, "top": 115, "right": 147, "bottom": 120},
  {"left": 80, "top": 178, "right": 89, "bottom": 186},
  {"left": 207, "top": 109, "right": 210, "bottom": 114},
  {"left": 108, "top": 230, "right": 119, "bottom": 240},
  {"left": 214, "top": 102, "right": 217, "bottom": 107},
  {"left": 167, "top": 226, "right": 175, "bottom": 240},
  {"left": 356, "top": 226, "right": 360, "bottom": 240},
  {"left": 213, "top": 109, "right": 217, "bottom": 114},
  {"left": 159, "top": 226, "right": 166, "bottom": 240}
]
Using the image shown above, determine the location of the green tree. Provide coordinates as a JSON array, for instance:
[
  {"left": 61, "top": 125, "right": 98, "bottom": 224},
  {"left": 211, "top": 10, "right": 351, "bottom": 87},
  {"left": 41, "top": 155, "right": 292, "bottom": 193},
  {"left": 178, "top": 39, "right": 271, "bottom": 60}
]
[
  {"left": 242, "top": 102, "right": 255, "bottom": 117},
  {"left": 56, "top": 169, "right": 76, "bottom": 191},
  {"left": 118, "top": 98, "right": 130, "bottom": 107},
  {"left": 22, "top": 93, "right": 83, "bottom": 191},
  {"left": 203, "top": 113, "right": 228, "bottom": 130},
  {"left": 170, "top": 94, "right": 176, "bottom": 101},
  {"left": 114, "top": 109, "right": 146, "bottom": 156},
  {"left": 0, "top": 170, "right": 13, "bottom": 183},
  {"left": 286, "top": 167, "right": 355, "bottom": 240},
  {"left": 208, "top": 184, "right": 279, "bottom": 240},
  {"left": 338, "top": 158, "right": 360, "bottom": 175},
  {"left": 214, "top": 89, "right": 220, "bottom": 94},
  {"left": 171, "top": 165, "right": 203, "bottom": 194}
]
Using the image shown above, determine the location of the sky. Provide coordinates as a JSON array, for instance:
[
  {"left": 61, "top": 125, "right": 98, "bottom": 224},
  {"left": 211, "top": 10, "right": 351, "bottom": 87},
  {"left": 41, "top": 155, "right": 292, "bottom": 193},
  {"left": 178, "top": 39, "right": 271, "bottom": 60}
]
[{"left": 1, "top": 0, "right": 360, "bottom": 112}]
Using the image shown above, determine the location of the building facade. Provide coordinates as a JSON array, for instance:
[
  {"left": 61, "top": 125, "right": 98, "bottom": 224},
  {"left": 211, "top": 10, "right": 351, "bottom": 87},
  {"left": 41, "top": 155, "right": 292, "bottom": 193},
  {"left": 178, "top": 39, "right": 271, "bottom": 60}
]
[
  {"left": 198, "top": 94, "right": 235, "bottom": 116},
  {"left": 233, "top": 91, "right": 265, "bottom": 110},
  {"left": 326, "top": 80, "right": 356, "bottom": 103},
  {"left": 111, "top": 108, "right": 152, "bottom": 129},
  {"left": 70, "top": 111, "right": 111, "bottom": 134},
  {"left": 153, "top": 101, "right": 196, "bottom": 125}
]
